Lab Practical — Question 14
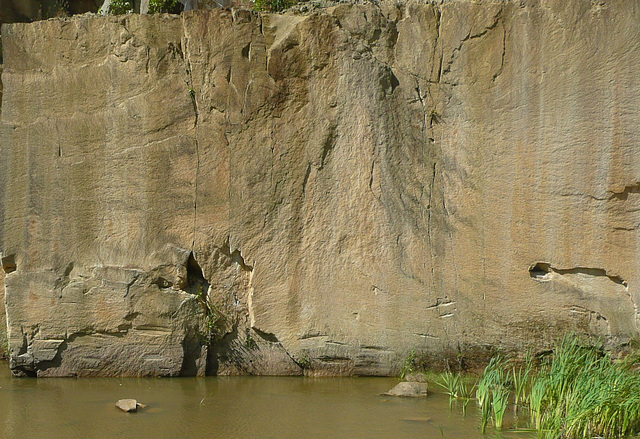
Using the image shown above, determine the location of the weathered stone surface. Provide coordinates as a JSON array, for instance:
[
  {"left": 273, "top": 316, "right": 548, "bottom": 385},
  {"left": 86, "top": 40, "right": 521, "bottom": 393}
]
[
  {"left": 383, "top": 382, "right": 428, "bottom": 398},
  {"left": 1, "top": 0, "right": 640, "bottom": 377},
  {"left": 0, "top": 64, "right": 5, "bottom": 359},
  {"left": 116, "top": 399, "right": 138, "bottom": 412}
]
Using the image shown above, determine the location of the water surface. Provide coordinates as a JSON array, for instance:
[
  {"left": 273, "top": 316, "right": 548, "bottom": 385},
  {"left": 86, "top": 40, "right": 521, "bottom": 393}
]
[{"left": 0, "top": 366, "right": 535, "bottom": 438}]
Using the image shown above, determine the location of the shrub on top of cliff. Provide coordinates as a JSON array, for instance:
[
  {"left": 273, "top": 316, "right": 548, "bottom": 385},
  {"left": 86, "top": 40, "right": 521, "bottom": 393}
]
[
  {"left": 253, "top": 0, "right": 297, "bottom": 12},
  {"left": 148, "top": 0, "right": 184, "bottom": 14},
  {"left": 46, "top": 0, "right": 71, "bottom": 18},
  {"left": 102, "top": 0, "right": 133, "bottom": 14}
]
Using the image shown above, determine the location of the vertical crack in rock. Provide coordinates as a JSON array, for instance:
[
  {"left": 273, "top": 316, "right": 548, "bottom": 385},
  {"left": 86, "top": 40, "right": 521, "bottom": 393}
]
[
  {"left": 433, "top": 7, "right": 443, "bottom": 83},
  {"left": 55, "top": 120, "right": 62, "bottom": 157},
  {"left": 318, "top": 123, "right": 338, "bottom": 171},
  {"left": 436, "top": 122, "right": 458, "bottom": 296},
  {"left": 368, "top": 160, "right": 381, "bottom": 202},
  {"left": 426, "top": 162, "right": 437, "bottom": 292},
  {"left": 492, "top": 22, "right": 507, "bottom": 81},
  {"left": 181, "top": 16, "right": 200, "bottom": 248}
]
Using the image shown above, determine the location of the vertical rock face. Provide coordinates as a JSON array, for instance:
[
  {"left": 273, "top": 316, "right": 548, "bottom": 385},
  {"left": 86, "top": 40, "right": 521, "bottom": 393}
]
[
  {"left": 1, "top": 15, "right": 208, "bottom": 376},
  {"left": 0, "top": 64, "right": 5, "bottom": 359},
  {"left": 1, "top": 0, "right": 640, "bottom": 376}
]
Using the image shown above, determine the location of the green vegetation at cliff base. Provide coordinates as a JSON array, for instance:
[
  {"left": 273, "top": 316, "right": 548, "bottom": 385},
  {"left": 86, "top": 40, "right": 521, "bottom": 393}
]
[{"left": 429, "top": 335, "right": 640, "bottom": 438}]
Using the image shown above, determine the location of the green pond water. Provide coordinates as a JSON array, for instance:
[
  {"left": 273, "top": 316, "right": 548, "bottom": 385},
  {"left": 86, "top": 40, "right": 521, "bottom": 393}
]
[{"left": 0, "top": 365, "right": 536, "bottom": 439}]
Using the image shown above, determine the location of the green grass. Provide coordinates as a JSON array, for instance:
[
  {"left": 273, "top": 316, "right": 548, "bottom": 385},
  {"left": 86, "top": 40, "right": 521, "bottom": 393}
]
[
  {"left": 471, "top": 335, "right": 640, "bottom": 438},
  {"left": 526, "top": 336, "right": 640, "bottom": 438},
  {"left": 436, "top": 371, "right": 476, "bottom": 414}
]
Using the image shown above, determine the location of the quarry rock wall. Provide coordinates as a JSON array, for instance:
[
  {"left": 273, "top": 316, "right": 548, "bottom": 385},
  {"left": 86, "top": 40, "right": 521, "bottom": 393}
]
[{"left": 1, "top": 0, "right": 640, "bottom": 376}]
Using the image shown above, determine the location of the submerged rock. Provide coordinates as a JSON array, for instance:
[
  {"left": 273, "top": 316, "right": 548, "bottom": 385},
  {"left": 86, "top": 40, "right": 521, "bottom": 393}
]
[
  {"left": 383, "top": 382, "right": 428, "bottom": 398},
  {"left": 116, "top": 399, "right": 138, "bottom": 412}
]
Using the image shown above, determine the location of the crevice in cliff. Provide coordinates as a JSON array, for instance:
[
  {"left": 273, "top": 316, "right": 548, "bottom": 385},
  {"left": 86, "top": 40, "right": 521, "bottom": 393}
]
[
  {"left": 181, "top": 16, "right": 200, "bottom": 249},
  {"left": 426, "top": 162, "right": 437, "bottom": 292},
  {"left": 441, "top": 7, "right": 504, "bottom": 80},
  {"left": 613, "top": 223, "right": 640, "bottom": 231},
  {"left": 251, "top": 327, "right": 305, "bottom": 373},
  {"left": 433, "top": 7, "right": 442, "bottom": 83},
  {"left": 253, "top": 327, "right": 279, "bottom": 343},
  {"left": 610, "top": 183, "right": 640, "bottom": 201},
  {"left": 181, "top": 252, "right": 212, "bottom": 376},
  {"left": 492, "top": 23, "right": 507, "bottom": 81},
  {"left": 55, "top": 120, "right": 62, "bottom": 157},
  {"left": 368, "top": 160, "right": 381, "bottom": 202},
  {"left": 1, "top": 254, "right": 16, "bottom": 273},
  {"left": 413, "top": 332, "right": 439, "bottom": 339},
  {"left": 529, "top": 262, "right": 628, "bottom": 287},
  {"left": 414, "top": 79, "right": 430, "bottom": 136},
  {"left": 318, "top": 123, "right": 337, "bottom": 170},
  {"left": 301, "top": 164, "right": 312, "bottom": 197},
  {"left": 218, "top": 239, "right": 254, "bottom": 272},
  {"left": 242, "top": 42, "right": 251, "bottom": 60},
  {"left": 426, "top": 298, "right": 455, "bottom": 310},
  {"left": 185, "top": 252, "right": 210, "bottom": 297},
  {"left": 436, "top": 125, "right": 459, "bottom": 296}
]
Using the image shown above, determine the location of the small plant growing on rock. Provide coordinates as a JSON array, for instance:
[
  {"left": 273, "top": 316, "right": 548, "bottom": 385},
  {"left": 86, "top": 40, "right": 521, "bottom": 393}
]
[
  {"left": 245, "top": 334, "right": 258, "bottom": 350},
  {"left": 400, "top": 349, "right": 416, "bottom": 380},
  {"left": 297, "top": 353, "right": 311, "bottom": 369},
  {"left": 148, "top": 0, "right": 183, "bottom": 14},
  {"left": 195, "top": 285, "right": 227, "bottom": 342}
]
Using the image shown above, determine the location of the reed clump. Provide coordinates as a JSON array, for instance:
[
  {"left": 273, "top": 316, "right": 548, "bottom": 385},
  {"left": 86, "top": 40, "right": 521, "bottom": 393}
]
[
  {"left": 476, "top": 355, "right": 511, "bottom": 432},
  {"left": 436, "top": 371, "right": 475, "bottom": 414},
  {"left": 475, "top": 335, "right": 640, "bottom": 438}
]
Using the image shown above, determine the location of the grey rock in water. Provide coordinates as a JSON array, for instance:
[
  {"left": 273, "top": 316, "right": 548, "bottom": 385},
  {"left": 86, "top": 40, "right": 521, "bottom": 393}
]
[
  {"left": 116, "top": 399, "right": 138, "bottom": 412},
  {"left": 383, "top": 382, "right": 428, "bottom": 398}
]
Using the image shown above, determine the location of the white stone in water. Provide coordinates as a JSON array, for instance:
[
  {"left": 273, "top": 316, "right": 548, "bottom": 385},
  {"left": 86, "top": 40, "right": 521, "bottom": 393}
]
[
  {"left": 383, "top": 382, "right": 428, "bottom": 398},
  {"left": 116, "top": 399, "right": 138, "bottom": 412}
]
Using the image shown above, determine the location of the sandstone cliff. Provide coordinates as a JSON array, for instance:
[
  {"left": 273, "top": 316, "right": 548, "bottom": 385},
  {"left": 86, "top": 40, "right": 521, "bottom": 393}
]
[{"left": 1, "top": 0, "right": 639, "bottom": 376}]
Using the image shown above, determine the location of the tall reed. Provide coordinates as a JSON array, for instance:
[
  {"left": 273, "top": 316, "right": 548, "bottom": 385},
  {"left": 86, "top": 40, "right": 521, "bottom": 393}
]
[
  {"left": 476, "top": 355, "right": 511, "bottom": 432},
  {"left": 437, "top": 371, "right": 460, "bottom": 408},
  {"left": 474, "top": 335, "right": 640, "bottom": 438},
  {"left": 527, "top": 336, "right": 640, "bottom": 438},
  {"left": 437, "top": 371, "right": 476, "bottom": 414}
]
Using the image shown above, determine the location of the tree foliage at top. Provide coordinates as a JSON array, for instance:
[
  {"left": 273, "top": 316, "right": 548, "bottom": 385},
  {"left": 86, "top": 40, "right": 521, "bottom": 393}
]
[
  {"left": 148, "top": 0, "right": 184, "bottom": 14},
  {"left": 103, "top": 0, "right": 133, "bottom": 14}
]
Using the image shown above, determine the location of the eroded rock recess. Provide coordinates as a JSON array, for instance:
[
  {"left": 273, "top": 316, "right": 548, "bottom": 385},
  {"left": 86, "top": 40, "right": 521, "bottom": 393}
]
[{"left": 1, "top": 0, "right": 640, "bottom": 377}]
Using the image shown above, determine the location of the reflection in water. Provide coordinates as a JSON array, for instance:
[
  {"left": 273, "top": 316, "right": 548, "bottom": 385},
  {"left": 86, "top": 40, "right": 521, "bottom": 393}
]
[{"left": 0, "top": 366, "right": 534, "bottom": 439}]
